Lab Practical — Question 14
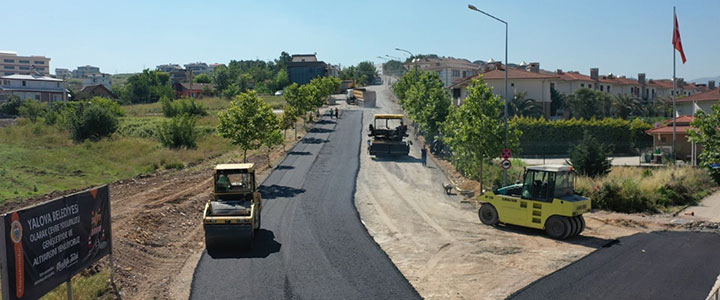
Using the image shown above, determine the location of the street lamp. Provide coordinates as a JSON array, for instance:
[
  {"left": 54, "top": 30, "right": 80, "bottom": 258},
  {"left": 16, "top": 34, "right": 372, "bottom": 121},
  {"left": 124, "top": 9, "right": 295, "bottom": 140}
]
[
  {"left": 386, "top": 54, "right": 401, "bottom": 60},
  {"left": 377, "top": 56, "right": 389, "bottom": 61},
  {"left": 468, "top": 4, "right": 509, "bottom": 186},
  {"left": 395, "top": 48, "right": 417, "bottom": 67}
]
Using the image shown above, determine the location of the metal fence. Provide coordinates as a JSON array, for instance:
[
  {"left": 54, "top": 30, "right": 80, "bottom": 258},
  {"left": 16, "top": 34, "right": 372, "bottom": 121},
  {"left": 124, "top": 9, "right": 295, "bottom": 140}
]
[{"left": 707, "top": 275, "right": 720, "bottom": 300}]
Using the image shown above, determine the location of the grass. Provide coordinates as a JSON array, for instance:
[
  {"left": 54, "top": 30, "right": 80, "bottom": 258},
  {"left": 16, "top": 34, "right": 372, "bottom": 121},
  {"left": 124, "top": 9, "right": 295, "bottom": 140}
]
[
  {"left": 258, "top": 95, "right": 286, "bottom": 109},
  {"left": 40, "top": 270, "right": 112, "bottom": 300},
  {"left": 576, "top": 166, "right": 717, "bottom": 213}
]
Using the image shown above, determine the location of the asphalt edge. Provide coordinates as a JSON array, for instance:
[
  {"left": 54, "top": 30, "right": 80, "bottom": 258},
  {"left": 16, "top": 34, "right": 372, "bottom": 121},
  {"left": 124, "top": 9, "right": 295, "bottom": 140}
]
[{"left": 350, "top": 109, "right": 423, "bottom": 299}]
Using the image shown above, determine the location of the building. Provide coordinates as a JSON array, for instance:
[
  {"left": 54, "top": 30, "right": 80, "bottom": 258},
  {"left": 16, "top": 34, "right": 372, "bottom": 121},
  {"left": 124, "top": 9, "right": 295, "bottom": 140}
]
[
  {"left": 0, "top": 51, "right": 50, "bottom": 76},
  {"left": 184, "top": 62, "right": 209, "bottom": 75},
  {"left": 646, "top": 116, "right": 699, "bottom": 162},
  {"left": 81, "top": 73, "right": 113, "bottom": 89},
  {"left": 175, "top": 82, "right": 214, "bottom": 98},
  {"left": 208, "top": 63, "right": 225, "bottom": 73},
  {"left": 156, "top": 64, "right": 184, "bottom": 73},
  {"left": 411, "top": 57, "right": 481, "bottom": 87},
  {"left": 55, "top": 68, "right": 72, "bottom": 79},
  {"left": 0, "top": 74, "right": 66, "bottom": 102},
  {"left": 169, "top": 69, "right": 193, "bottom": 84},
  {"left": 450, "top": 62, "right": 557, "bottom": 118},
  {"left": 676, "top": 87, "right": 720, "bottom": 116},
  {"left": 288, "top": 54, "right": 328, "bottom": 85},
  {"left": 72, "top": 65, "right": 101, "bottom": 78},
  {"left": 76, "top": 84, "right": 117, "bottom": 100}
]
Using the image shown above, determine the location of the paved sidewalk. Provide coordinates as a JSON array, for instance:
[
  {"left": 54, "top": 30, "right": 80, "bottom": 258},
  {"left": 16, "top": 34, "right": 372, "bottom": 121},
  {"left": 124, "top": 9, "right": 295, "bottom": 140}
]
[
  {"left": 521, "top": 156, "right": 643, "bottom": 166},
  {"left": 682, "top": 189, "right": 720, "bottom": 222}
]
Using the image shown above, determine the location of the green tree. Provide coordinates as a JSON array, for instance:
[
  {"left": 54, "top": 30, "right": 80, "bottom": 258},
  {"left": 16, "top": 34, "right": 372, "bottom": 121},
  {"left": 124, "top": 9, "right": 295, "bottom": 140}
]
[
  {"left": 393, "top": 67, "right": 421, "bottom": 107},
  {"left": 689, "top": 104, "right": 720, "bottom": 184},
  {"left": 383, "top": 60, "right": 406, "bottom": 77},
  {"left": 18, "top": 99, "right": 46, "bottom": 123},
  {"left": 158, "top": 114, "right": 199, "bottom": 148},
  {"left": 508, "top": 92, "right": 542, "bottom": 118},
  {"left": 120, "top": 69, "right": 175, "bottom": 104},
  {"left": 442, "top": 77, "right": 521, "bottom": 190},
  {"left": 213, "top": 65, "right": 234, "bottom": 92},
  {"left": 356, "top": 61, "right": 378, "bottom": 86},
  {"left": 280, "top": 105, "right": 298, "bottom": 148},
  {"left": 568, "top": 131, "right": 613, "bottom": 177},
  {"left": 217, "top": 91, "right": 278, "bottom": 162},
  {"left": 402, "top": 71, "right": 451, "bottom": 139},
  {"left": 272, "top": 69, "right": 291, "bottom": 91},
  {"left": 612, "top": 94, "right": 644, "bottom": 119},
  {"left": 194, "top": 74, "right": 211, "bottom": 83},
  {"left": 262, "top": 116, "right": 283, "bottom": 167},
  {"left": 550, "top": 86, "right": 565, "bottom": 116},
  {"left": 62, "top": 97, "right": 123, "bottom": 141},
  {"left": 565, "top": 88, "right": 613, "bottom": 119},
  {"left": 0, "top": 95, "right": 22, "bottom": 116}
]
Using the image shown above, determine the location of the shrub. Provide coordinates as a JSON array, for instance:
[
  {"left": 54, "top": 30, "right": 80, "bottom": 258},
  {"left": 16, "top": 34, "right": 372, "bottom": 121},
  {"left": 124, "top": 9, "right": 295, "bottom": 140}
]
[
  {"left": 157, "top": 114, "right": 199, "bottom": 148},
  {"left": 160, "top": 97, "right": 207, "bottom": 118},
  {"left": 62, "top": 98, "right": 123, "bottom": 142},
  {"left": 18, "top": 99, "right": 46, "bottom": 123},
  {"left": 569, "top": 131, "right": 612, "bottom": 177},
  {"left": 0, "top": 95, "right": 23, "bottom": 116},
  {"left": 511, "top": 116, "right": 652, "bottom": 155}
]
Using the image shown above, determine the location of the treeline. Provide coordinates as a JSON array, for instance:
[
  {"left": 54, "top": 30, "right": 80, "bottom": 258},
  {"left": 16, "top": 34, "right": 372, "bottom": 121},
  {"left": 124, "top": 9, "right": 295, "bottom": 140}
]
[{"left": 339, "top": 61, "right": 377, "bottom": 86}]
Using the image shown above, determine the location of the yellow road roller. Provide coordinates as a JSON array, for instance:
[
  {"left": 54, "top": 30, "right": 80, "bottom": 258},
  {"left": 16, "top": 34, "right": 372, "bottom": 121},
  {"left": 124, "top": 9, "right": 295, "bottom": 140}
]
[
  {"left": 203, "top": 163, "right": 262, "bottom": 250},
  {"left": 477, "top": 165, "right": 591, "bottom": 239}
]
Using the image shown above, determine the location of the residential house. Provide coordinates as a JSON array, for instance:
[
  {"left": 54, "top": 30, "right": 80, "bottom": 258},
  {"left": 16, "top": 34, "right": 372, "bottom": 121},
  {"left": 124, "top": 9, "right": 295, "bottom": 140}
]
[
  {"left": 646, "top": 116, "right": 699, "bottom": 162},
  {"left": 450, "top": 62, "right": 557, "bottom": 118},
  {"left": 82, "top": 73, "right": 112, "bottom": 89},
  {"left": 0, "top": 51, "right": 50, "bottom": 76},
  {"left": 184, "top": 62, "right": 209, "bottom": 75},
  {"left": 675, "top": 87, "right": 720, "bottom": 116},
  {"left": 72, "top": 65, "right": 101, "bottom": 78},
  {"left": 55, "top": 68, "right": 72, "bottom": 79},
  {"left": 156, "top": 64, "right": 184, "bottom": 73},
  {"left": 175, "top": 82, "right": 214, "bottom": 98},
  {"left": 76, "top": 84, "right": 117, "bottom": 100},
  {"left": 0, "top": 74, "right": 66, "bottom": 102},
  {"left": 412, "top": 57, "right": 481, "bottom": 88},
  {"left": 288, "top": 54, "right": 327, "bottom": 85},
  {"left": 208, "top": 63, "right": 225, "bottom": 73}
]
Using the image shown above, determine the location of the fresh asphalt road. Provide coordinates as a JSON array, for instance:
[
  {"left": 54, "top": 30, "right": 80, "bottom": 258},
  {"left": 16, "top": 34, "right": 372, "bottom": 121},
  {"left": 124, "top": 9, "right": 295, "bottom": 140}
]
[
  {"left": 509, "top": 231, "right": 720, "bottom": 300},
  {"left": 189, "top": 111, "right": 420, "bottom": 300}
]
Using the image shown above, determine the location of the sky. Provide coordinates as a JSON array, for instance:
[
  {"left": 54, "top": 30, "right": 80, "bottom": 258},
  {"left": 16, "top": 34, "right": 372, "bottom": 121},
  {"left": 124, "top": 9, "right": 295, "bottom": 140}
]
[{"left": 4, "top": 0, "right": 718, "bottom": 81}]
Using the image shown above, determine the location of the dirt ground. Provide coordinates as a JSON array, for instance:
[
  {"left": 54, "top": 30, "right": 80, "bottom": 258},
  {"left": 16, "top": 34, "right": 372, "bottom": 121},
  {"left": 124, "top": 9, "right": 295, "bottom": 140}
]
[
  {"left": 351, "top": 83, "right": 711, "bottom": 300},
  {"left": 0, "top": 123, "right": 311, "bottom": 300}
]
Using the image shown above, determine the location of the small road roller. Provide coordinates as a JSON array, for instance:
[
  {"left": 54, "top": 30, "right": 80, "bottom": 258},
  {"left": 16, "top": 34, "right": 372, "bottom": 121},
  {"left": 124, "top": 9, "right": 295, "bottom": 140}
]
[
  {"left": 477, "top": 165, "right": 591, "bottom": 240},
  {"left": 203, "top": 163, "right": 262, "bottom": 250}
]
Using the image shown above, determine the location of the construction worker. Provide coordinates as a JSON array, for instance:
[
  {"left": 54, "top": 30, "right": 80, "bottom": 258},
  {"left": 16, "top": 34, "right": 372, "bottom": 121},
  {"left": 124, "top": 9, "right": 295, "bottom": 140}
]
[
  {"left": 421, "top": 146, "right": 428, "bottom": 166},
  {"left": 216, "top": 173, "right": 231, "bottom": 192},
  {"left": 335, "top": 107, "right": 340, "bottom": 119}
]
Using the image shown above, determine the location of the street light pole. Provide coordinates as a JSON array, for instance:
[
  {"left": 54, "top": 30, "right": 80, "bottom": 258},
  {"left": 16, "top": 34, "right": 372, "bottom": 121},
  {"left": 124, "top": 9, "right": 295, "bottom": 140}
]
[
  {"left": 395, "top": 48, "right": 416, "bottom": 68},
  {"left": 468, "top": 4, "right": 509, "bottom": 186}
]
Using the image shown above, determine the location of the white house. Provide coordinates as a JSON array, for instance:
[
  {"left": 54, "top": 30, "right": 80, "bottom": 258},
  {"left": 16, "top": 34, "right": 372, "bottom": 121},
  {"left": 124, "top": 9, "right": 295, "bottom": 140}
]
[
  {"left": 82, "top": 73, "right": 112, "bottom": 89},
  {"left": 0, "top": 74, "right": 67, "bottom": 102},
  {"left": 676, "top": 88, "right": 720, "bottom": 116},
  {"left": 413, "top": 57, "right": 481, "bottom": 88}
]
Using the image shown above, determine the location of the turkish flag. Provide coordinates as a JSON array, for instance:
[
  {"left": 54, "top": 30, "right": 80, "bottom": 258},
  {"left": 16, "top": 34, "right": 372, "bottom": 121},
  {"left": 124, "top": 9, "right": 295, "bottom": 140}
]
[{"left": 673, "top": 12, "right": 687, "bottom": 64}]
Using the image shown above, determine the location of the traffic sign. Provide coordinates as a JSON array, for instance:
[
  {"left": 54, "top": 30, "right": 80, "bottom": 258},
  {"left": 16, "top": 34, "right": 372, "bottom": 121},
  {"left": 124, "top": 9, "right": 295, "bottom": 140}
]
[
  {"left": 501, "top": 159, "right": 512, "bottom": 170},
  {"left": 711, "top": 163, "right": 720, "bottom": 169},
  {"left": 501, "top": 148, "right": 512, "bottom": 159}
]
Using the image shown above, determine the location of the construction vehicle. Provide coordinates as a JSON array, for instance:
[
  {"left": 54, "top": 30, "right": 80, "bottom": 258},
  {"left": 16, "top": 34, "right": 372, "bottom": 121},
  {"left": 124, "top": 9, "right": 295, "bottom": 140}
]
[
  {"left": 477, "top": 165, "right": 591, "bottom": 240},
  {"left": 368, "top": 114, "right": 410, "bottom": 156},
  {"left": 203, "top": 163, "right": 262, "bottom": 250}
]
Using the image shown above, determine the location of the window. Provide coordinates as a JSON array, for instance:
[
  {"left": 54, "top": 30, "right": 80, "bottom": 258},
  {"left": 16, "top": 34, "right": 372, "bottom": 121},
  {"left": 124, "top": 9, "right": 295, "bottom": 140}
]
[
  {"left": 19, "top": 60, "right": 29, "bottom": 64},
  {"left": 3, "top": 59, "right": 14, "bottom": 63},
  {"left": 600, "top": 85, "right": 604, "bottom": 91},
  {"left": 36, "top": 67, "right": 44, "bottom": 71},
  {"left": 462, "top": 71, "right": 467, "bottom": 77},
  {"left": 452, "top": 88, "right": 461, "bottom": 98},
  {"left": 3, "top": 66, "right": 14, "bottom": 70},
  {"left": 511, "top": 83, "right": 515, "bottom": 87},
  {"left": 452, "top": 70, "right": 460, "bottom": 77},
  {"left": 607, "top": 86, "right": 611, "bottom": 93},
  {"left": 4, "top": 72, "right": 13, "bottom": 75},
  {"left": 581, "top": 84, "right": 584, "bottom": 88},
  {"left": 22, "top": 81, "right": 26, "bottom": 86},
  {"left": 19, "top": 66, "right": 29, "bottom": 70},
  {"left": 550, "top": 83, "right": 555, "bottom": 89},
  {"left": 34, "top": 61, "right": 45, "bottom": 64}
]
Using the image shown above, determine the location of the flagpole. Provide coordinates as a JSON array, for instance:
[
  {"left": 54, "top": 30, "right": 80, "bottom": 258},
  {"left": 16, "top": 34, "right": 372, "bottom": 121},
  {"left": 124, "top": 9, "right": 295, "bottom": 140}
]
[{"left": 672, "top": 6, "right": 677, "bottom": 162}]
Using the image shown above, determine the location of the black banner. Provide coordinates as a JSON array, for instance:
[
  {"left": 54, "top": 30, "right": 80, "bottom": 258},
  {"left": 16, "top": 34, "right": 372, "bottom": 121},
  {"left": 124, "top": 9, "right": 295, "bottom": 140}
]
[{"left": 0, "top": 185, "right": 112, "bottom": 300}]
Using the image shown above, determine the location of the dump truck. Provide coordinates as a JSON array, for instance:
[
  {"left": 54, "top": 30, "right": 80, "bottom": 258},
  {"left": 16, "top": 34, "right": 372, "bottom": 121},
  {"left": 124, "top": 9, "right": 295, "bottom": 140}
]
[
  {"left": 477, "top": 165, "right": 591, "bottom": 240},
  {"left": 203, "top": 163, "right": 262, "bottom": 250},
  {"left": 368, "top": 114, "right": 410, "bottom": 156}
]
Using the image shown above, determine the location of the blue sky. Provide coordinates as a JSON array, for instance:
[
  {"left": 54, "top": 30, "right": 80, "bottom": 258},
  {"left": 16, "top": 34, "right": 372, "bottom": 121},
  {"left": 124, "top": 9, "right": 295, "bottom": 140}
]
[{"left": 5, "top": 0, "right": 718, "bottom": 81}]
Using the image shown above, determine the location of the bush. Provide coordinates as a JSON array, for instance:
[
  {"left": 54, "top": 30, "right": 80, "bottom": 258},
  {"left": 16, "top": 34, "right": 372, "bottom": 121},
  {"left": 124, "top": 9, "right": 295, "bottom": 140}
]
[
  {"left": 160, "top": 97, "right": 207, "bottom": 117},
  {"left": 0, "top": 95, "right": 23, "bottom": 116},
  {"left": 63, "top": 98, "right": 123, "bottom": 142},
  {"left": 512, "top": 117, "right": 652, "bottom": 155},
  {"left": 569, "top": 131, "right": 612, "bottom": 177},
  {"left": 158, "top": 114, "right": 199, "bottom": 148},
  {"left": 18, "top": 99, "right": 46, "bottom": 123}
]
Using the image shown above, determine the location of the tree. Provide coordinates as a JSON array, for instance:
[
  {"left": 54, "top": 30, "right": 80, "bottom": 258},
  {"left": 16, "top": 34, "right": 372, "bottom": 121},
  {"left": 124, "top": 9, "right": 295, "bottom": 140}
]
[
  {"left": 194, "top": 74, "right": 211, "bottom": 83},
  {"left": 213, "top": 65, "right": 234, "bottom": 92},
  {"left": 120, "top": 69, "right": 175, "bottom": 104},
  {"left": 393, "top": 67, "right": 421, "bottom": 103},
  {"left": 564, "top": 88, "right": 613, "bottom": 119},
  {"left": 443, "top": 77, "right": 521, "bottom": 191},
  {"left": 217, "top": 91, "right": 278, "bottom": 162},
  {"left": 158, "top": 114, "right": 199, "bottom": 149},
  {"left": 508, "top": 92, "right": 542, "bottom": 118},
  {"left": 550, "top": 86, "right": 565, "bottom": 116},
  {"left": 0, "top": 95, "right": 23, "bottom": 116},
  {"left": 272, "top": 69, "right": 291, "bottom": 91},
  {"left": 62, "top": 97, "right": 123, "bottom": 142},
  {"left": 689, "top": 104, "right": 720, "bottom": 184},
  {"left": 355, "top": 61, "right": 378, "bottom": 86},
  {"left": 402, "top": 71, "right": 451, "bottom": 140},
  {"left": 275, "top": 51, "right": 292, "bottom": 72},
  {"left": 612, "top": 94, "right": 643, "bottom": 119},
  {"left": 280, "top": 105, "right": 298, "bottom": 147},
  {"left": 383, "top": 60, "right": 406, "bottom": 77},
  {"left": 18, "top": 99, "right": 45, "bottom": 123},
  {"left": 568, "top": 130, "right": 612, "bottom": 177},
  {"left": 262, "top": 116, "right": 283, "bottom": 167}
]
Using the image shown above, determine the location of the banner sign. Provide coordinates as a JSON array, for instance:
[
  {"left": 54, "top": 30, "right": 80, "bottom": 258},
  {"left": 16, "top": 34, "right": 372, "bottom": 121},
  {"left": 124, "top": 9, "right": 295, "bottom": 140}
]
[{"left": 0, "top": 185, "right": 112, "bottom": 300}]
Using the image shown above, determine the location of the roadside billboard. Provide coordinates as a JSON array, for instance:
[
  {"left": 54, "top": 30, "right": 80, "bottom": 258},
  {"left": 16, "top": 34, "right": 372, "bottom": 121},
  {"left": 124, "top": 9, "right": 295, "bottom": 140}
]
[{"left": 0, "top": 185, "right": 112, "bottom": 300}]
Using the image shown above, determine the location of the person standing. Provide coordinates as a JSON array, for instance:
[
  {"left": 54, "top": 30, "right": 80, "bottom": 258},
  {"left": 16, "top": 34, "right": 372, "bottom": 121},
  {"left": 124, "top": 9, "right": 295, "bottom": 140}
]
[
  {"left": 335, "top": 107, "right": 340, "bottom": 119},
  {"left": 421, "top": 146, "right": 428, "bottom": 166}
]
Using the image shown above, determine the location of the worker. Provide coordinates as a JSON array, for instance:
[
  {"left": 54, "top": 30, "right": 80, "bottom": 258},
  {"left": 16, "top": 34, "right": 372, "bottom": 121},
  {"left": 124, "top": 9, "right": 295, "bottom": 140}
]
[
  {"left": 329, "top": 108, "right": 334, "bottom": 119},
  {"left": 216, "top": 173, "right": 231, "bottom": 192},
  {"left": 421, "top": 146, "right": 428, "bottom": 166},
  {"left": 335, "top": 107, "right": 340, "bottom": 119}
]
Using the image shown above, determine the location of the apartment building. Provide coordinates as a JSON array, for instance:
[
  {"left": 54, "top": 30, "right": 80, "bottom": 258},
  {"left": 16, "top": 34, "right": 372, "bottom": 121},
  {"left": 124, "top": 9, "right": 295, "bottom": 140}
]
[
  {"left": 55, "top": 68, "right": 72, "bottom": 79},
  {"left": 0, "top": 74, "right": 66, "bottom": 102},
  {"left": 156, "top": 64, "right": 184, "bottom": 73},
  {"left": 0, "top": 51, "right": 51, "bottom": 76},
  {"left": 184, "top": 62, "right": 209, "bottom": 75},
  {"left": 72, "top": 65, "right": 101, "bottom": 78},
  {"left": 412, "top": 57, "right": 481, "bottom": 88},
  {"left": 82, "top": 73, "right": 113, "bottom": 89}
]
